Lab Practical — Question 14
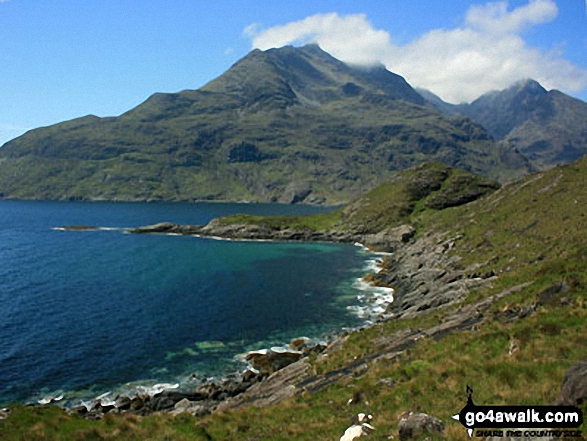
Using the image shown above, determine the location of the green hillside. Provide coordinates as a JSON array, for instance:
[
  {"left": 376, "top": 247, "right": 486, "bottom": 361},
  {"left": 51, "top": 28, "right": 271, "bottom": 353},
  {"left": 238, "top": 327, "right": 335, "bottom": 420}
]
[
  {"left": 215, "top": 162, "right": 500, "bottom": 235},
  {"left": 0, "top": 45, "right": 529, "bottom": 203}
]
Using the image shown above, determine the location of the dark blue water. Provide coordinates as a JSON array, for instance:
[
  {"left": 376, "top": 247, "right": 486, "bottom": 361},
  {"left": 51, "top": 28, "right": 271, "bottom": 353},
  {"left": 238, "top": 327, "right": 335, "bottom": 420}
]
[{"left": 0, "top": 201, "right": 368, "bottom": 405}]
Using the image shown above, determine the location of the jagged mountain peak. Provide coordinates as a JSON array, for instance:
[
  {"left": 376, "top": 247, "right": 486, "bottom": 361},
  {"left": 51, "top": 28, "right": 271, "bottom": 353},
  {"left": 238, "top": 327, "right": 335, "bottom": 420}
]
[
  {"left": 201, "top": 44, "right": 424, "bottom": 106},
  {"left": 471, "top": 78, "right": 547, "bottom": 107},
  {"left": 511, "top": 78, "right": 547, "bottom": 94},
  {"left": 419, "top": 78, "right": 587, "bottom": 170}
]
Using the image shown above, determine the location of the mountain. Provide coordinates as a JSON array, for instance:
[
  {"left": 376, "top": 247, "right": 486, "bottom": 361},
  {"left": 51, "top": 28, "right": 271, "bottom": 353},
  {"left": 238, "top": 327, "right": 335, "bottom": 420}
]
[
  {"left": 422, "top": 80, "right": 587, "bottom": 170},
  {"left": 0, "top": 45, "right": 530, "bottom": 203}
]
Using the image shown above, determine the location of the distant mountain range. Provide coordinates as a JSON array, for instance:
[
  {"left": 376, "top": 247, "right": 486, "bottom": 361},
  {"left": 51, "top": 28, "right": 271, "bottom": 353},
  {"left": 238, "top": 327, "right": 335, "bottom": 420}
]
[
  {"left": 420, "top": 79, "right": 587, "bottom": 170},
  {"left": 0, "top": 44, "right": 585, "bottom": 203}
]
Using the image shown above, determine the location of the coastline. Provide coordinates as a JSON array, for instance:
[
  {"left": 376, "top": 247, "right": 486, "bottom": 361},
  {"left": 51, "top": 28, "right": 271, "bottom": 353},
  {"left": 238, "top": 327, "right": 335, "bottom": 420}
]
[
  {"left": 24, "top": 224, "right": 398, "bottom": 419},
  {"left": 31, "top": 215, "right": 496, "bottom": 419},
  {"left": 14, "top": 213, "right": 504, "bottom": 422}
]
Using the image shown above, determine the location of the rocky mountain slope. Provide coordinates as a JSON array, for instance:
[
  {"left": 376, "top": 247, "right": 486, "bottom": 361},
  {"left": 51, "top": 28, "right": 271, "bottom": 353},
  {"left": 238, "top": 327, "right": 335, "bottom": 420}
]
[
  {"left": 424, "top": 79, "right": 587, "bottom": 170},
  {"left": 0, "top": 45, "right": 529, "bottom": 203}
]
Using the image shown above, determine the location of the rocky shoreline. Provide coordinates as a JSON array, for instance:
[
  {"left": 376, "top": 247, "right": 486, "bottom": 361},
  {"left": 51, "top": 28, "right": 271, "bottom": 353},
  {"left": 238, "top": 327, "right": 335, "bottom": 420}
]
[
  {"left": 48, "top": 218, "right": 487, "bottom": 421},
  {"left": 126, "top": 219, "right": 417, "bottom": 252},
  {"left": 44, "top": 219, "right": 419, "bottom": 420},
  {"left": 44, "top": 336, "right": 328, "bottom": 420}
]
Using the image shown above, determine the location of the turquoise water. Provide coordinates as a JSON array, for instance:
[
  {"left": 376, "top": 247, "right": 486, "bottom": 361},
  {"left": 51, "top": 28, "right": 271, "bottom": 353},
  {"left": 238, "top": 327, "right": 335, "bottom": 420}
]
[{"left": 0, "top": 201, "right": 368, "bottom": 405}]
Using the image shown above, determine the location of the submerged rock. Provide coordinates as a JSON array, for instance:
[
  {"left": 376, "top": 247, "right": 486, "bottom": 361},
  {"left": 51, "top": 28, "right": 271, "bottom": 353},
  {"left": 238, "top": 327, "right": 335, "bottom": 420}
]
[
  {"left": 54, "top": 225, "right": 101, "bottom": 231},
  {"left": 128, "top": 222, "right": 203, "bottom": 235}
]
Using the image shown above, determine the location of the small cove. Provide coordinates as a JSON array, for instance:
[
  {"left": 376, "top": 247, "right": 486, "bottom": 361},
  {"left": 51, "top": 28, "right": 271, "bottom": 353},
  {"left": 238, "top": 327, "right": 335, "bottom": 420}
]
[{"left": 0, "top": 200, "right": 386, "bottom": 406}]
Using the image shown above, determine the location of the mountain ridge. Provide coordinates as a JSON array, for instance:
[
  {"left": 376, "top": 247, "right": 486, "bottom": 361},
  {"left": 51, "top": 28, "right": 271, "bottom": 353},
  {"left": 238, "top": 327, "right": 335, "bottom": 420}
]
[
  {"left": 421, "top": 79, "right": 587, "bottom": 170},
  {"left": 0, "top": 45, "right": 572, "bottom": 203}
]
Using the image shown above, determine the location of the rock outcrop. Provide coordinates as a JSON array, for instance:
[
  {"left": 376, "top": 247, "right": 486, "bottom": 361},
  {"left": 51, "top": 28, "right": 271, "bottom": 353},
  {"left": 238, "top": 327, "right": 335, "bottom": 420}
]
[
  {"left": 370, "top": 231, "right": 496, "bottom": 317},
  {"left": 556, "top": 358, "right": 587, "bottom": 406},
  {"left": 245, "top": 348, "right": 304, "bottom": 375},
  {"left": 398, "top": 412, "right": 445, "bottom": 441},
  {"left": 359, "top": 224, "right": 416, "bottom": 253}
]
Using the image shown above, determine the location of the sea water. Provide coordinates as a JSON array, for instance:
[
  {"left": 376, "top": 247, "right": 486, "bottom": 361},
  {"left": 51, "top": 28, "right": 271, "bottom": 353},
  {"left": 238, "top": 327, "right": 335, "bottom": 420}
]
[{"left": 0, "top": 200, "right": 375, "bottom": 406}]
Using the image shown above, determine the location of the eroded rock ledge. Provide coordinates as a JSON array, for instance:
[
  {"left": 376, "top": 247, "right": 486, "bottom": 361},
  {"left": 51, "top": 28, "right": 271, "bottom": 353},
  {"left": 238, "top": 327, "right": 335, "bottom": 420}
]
[{"left": 127, "top": 220, "right": 416, "bottom": 253}]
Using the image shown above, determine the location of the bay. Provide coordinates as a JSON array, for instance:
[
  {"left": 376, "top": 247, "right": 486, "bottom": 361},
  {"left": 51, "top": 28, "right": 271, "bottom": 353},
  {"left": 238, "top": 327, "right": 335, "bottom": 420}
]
[{"left": 0, "top": 201, "right": 370, "bottom": 406}]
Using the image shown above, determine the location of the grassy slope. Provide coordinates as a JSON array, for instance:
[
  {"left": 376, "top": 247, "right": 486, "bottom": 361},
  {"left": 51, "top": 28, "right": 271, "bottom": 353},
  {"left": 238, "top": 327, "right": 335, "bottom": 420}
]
[
  {"left": 217, "top": 162, "right": 500, "bottom": 235},
  {"left": 2, "top": 160, "right": 586, "bottom": 440}
]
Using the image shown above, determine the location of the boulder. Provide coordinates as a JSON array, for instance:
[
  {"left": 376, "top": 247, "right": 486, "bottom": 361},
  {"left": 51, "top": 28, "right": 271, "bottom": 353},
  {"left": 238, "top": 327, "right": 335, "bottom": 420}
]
[
  {"left": 114, "top": 396, "right": 132, "bottom": 411},
  {"left": 68, "top": 405, "right": 89, "bottom": 416},
  {"left": 242, "top": 367, "right": 262, "bottom": 383},
  {"left": 129, "top": 395, "right": 150, "bottom": 411},
  {"left": 151, "top": 390, "right": 206, "bottom": 411},
  {"left": 398, "top": 412, "right": 445, "bottom": 441},
  {"left": 556, "top": 358, "right": 587, "bottom": 406},
  {"left": 245, "top": 347, "right": 303, "bottom": 374},
  {"left": 174, "top": 398, "right": 193, "bottom": 410},
  {"left": 170, "top": 399, "right": 209, "bottom": 417}
]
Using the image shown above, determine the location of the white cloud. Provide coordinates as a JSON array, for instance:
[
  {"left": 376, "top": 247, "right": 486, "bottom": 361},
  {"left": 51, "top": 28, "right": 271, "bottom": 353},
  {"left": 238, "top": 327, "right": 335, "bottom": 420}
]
[
  {"left": 248, "top": 13, "right": 392, "bottom": 66},
  {"left": 466, "top": 0, "right": 558, "bottom": 35},
  {"left": 244, "top": 1, "right": 587, "bottom": 103}
]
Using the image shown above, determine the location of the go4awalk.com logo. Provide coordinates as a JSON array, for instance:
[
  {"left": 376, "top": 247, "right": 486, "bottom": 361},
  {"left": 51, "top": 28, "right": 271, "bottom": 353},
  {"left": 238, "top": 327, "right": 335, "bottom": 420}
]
[{"left": 452, "top": 386, "right": 584, "bottom": 438}]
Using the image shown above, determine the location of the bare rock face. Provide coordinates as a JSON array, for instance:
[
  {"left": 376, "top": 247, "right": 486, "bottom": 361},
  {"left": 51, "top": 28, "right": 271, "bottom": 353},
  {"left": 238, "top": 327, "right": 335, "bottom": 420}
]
[
  {"left": 556, "top": 358, "right": 587, "bottom": 406},
  {"left": 398, "top": 412, "right": 445, "bottom": 441}
]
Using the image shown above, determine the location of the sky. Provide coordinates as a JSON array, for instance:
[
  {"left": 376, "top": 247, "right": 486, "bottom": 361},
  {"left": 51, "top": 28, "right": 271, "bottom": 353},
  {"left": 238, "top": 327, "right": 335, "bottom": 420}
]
[{"left": 0, "top": 0, "right": 586, "bottom": 147}]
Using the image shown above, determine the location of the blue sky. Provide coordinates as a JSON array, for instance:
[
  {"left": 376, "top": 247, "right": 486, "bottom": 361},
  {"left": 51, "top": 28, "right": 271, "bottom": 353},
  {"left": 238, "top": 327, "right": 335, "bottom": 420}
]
[{"left": 1, "top": 0, "right": 586, "bottom": 146}]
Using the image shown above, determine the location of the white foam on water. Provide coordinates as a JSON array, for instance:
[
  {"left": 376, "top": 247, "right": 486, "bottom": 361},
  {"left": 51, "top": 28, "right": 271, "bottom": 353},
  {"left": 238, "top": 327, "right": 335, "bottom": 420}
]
[
  {"left": 148, "top": 383, "right": 179, "bottom": 396},
  {"left": 348, "top": 247, "right": 395, "bottom": 321},
  {"left": 37, "top": 392, "right": 65, "bottom": 405},
  {"left": 94, "top": 391, "right": 111, "bottom": 401}
]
